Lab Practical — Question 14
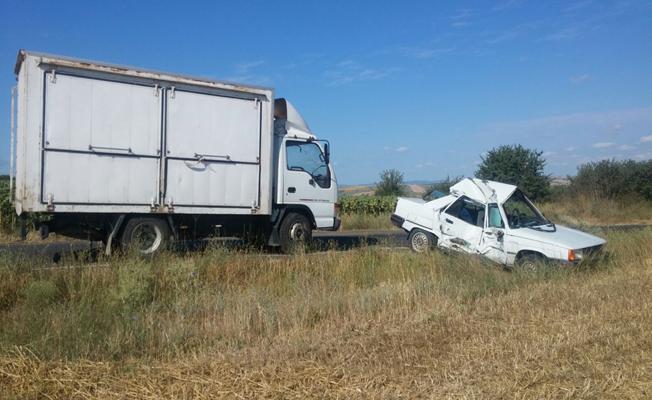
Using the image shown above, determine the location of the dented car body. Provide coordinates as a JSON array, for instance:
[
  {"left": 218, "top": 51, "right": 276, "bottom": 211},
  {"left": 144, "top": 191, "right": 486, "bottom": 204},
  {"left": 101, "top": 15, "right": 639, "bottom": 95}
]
[{"left": 392, "top": 178, "right": 606, "bottom": 267}]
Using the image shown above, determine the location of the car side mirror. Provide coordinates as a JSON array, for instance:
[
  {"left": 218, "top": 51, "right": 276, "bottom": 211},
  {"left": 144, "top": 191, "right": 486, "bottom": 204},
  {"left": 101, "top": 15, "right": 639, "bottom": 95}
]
[{"left": 496, "top": 230, "right": 504, "bottom": 241}]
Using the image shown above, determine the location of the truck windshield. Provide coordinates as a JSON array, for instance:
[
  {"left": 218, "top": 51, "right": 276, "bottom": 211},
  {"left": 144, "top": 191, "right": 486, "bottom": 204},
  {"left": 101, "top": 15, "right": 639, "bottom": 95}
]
[
  {"left": 502, "top": 190, "right": 548, "bottom": 229},
  {"left": 286, "top": 140, "right": 330, "bottom": 188}
]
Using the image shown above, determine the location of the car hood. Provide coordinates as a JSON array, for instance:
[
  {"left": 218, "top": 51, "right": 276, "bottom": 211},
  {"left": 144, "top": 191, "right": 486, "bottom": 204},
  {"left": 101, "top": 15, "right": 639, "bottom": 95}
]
[{"left": 509, "top": 224, "right": 606, "bottom": 250}]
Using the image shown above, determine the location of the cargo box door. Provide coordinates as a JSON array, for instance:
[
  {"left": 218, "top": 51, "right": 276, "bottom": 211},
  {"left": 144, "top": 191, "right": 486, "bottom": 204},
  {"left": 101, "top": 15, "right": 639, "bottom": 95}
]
[
  {"left": 164, "top": 90, "right": 262, "bottom": 208},
  {"left": 42, "top": 72, "right": 161, "bottom": 205}
]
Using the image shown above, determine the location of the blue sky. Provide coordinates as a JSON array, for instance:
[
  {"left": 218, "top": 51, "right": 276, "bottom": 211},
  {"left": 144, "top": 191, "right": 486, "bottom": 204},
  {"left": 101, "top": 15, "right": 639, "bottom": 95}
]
[{"left": 1, "top": 0, "right": 651, "bottom": 184}]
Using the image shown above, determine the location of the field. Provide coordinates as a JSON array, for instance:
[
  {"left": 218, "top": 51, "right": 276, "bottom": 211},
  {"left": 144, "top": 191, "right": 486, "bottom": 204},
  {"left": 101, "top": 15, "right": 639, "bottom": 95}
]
[{"left": 1, "top": 227, "right": 651, "bottom": 398}]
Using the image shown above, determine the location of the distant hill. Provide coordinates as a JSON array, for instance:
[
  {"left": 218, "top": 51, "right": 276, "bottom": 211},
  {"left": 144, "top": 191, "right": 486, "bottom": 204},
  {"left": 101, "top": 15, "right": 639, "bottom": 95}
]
[{"left": 340, "top": 176, "right": 572, "bottom": 197}]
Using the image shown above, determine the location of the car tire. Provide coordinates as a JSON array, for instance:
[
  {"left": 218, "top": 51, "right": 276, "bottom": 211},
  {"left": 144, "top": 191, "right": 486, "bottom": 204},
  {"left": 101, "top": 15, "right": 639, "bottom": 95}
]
[
  {"left": 408, "top": 229, "right": 436, "bottom": 253},
  {"left": 279, "top": 212, "right": 312, "bottom": 253},
  {"left": 515, "top": 253, "right": 546, "bottom": 272},
  {"left": 120, "top": 217, "right": 170, "bottom": 256}
]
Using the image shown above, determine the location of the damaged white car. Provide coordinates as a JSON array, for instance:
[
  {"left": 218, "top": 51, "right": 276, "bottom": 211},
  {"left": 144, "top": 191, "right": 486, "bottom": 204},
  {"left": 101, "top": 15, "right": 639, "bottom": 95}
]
[{"left": 391, "top": 178, "right": 606, "bottom": 268}]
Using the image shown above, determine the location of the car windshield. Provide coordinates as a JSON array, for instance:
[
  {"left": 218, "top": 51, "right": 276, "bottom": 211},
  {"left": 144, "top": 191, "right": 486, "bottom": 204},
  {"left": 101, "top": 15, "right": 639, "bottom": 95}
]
[{"left": 502, "top": 190, "right": 548, "bottom": 228}]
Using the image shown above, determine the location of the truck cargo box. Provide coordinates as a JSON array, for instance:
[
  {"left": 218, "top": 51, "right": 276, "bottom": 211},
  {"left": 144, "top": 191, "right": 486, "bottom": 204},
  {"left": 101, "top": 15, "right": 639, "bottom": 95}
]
[{"left": 13, "top": 50, "right": 274, "bottom": 216}]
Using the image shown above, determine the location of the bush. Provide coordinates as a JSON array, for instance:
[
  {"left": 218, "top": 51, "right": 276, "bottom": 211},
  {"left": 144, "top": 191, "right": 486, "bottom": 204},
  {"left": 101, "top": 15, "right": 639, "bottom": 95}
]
[
  {"left": 340, "top": 196, "right": 397, "bottom": 215},
  {"left": 375, "top": 169, "right": 404, "bottom": 196},
  {"left": 475, "top": 145, "right": 550, "bottom": 200},
  {"left": 0, "top": 177, "right": 16, "bottom": 233},
  {"left": 571, "top": 159, "right": 652, "bottom": 200}
]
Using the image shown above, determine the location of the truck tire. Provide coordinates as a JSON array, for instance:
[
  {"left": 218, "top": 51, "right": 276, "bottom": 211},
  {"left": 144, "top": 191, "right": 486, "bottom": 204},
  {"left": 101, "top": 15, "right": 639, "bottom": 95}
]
[
  {"left": 279, "top": 212, "right": 312, "bottom": 253},
  {"left": 408, "top": 229, "right": 436, "bottom": 253},
  {"left": 120, "top": 217, "right": 170, "bottom": 256}
]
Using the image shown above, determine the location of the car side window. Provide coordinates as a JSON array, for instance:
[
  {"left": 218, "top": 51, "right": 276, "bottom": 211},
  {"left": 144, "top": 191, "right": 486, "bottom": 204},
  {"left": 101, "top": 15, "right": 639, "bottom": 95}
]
[
  {"left": 445, "top": 197, "right": 485, "bottom": 228},
  {"left": 487, "top": 203, "right": 505, "bottom": 228}
]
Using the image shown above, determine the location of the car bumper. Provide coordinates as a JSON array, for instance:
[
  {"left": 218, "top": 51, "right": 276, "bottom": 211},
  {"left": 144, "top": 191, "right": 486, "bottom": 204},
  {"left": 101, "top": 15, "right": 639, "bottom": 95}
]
[{"left": 390, "top": 213, "right": 405, "bottom": 228}]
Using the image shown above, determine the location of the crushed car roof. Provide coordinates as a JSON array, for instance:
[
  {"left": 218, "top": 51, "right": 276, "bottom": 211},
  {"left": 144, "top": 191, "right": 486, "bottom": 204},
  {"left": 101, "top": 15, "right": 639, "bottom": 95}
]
[{"left": 449, "top": 178, "right": 517, "bottom": 204}]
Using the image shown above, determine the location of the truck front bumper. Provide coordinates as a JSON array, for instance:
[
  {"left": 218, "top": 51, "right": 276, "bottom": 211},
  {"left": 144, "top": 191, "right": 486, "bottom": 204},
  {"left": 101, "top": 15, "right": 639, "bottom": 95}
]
[{"left": 319, "top": 217, "right": 341, "bottom": 231}]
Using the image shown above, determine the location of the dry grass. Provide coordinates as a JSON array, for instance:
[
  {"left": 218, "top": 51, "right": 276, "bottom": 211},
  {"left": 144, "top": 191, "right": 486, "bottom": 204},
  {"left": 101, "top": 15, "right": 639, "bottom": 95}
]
[{"left": 1, "top": 229, "right": 651, "bottom": 398}]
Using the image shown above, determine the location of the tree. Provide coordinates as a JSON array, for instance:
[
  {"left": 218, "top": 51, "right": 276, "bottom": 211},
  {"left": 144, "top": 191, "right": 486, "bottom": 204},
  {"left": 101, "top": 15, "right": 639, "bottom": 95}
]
[
  {"left": 423, "top": 175, "right": 464, "bottom": 200},
  {"left": 475, "top": 145, "right": 550, "bottom": 200},
  {"left": 375, "top": 169, "right": 404, "bottom": 196}
]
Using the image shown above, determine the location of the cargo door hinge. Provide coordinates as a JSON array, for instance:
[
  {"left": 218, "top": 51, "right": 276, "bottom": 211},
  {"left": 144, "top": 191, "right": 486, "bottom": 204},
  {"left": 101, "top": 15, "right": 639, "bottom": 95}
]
[
  {"left": 46, "top": 193, "right": 55, "bottom": 211},
  {"left": 169, "top": 86, "right": 176, "bottom": 99},
  {"left": 254, "top": 98, "right": 261, "bottom": 108},
  {"left": 153, "top": 84, "right": 159, "bottom": 96},
  {"left": 50, "top": 70, "right": 56, "bottom": 84}
]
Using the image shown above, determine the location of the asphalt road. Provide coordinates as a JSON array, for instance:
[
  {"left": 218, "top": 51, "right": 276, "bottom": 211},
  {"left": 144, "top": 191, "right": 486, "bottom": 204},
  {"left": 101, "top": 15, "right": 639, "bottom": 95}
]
[
  {"left": 0, "top": 230, "right": 409, "bottom": 263},
  {"left": 0, "top": 224, "right": 649, "bottom": 264}
]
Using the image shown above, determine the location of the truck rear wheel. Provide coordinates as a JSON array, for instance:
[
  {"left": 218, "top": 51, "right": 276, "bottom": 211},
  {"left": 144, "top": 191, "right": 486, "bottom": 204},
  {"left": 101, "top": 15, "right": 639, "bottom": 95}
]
[
  {"left": 279, "top": 212, "right": 312, "bottom": 253},
  {"left": 120, "top": 217, "right": 170, "bottom": 256}
]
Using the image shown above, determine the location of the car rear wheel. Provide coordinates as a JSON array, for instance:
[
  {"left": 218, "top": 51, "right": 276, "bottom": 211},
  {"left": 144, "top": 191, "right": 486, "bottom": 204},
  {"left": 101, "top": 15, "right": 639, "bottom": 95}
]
[{"left": 408, "top": 229, "right": 436, "bottom": 253}]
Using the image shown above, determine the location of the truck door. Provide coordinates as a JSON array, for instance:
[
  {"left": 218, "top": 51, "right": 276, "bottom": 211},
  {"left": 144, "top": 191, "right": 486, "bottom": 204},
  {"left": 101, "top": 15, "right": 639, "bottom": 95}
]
[
  {"left": 41, "top": 73, "right": 161, "bottom": 206},
  {"left": 282, "top": 139, "right": 336, "bottom": 228},
  {"left": 164, "top": 88, "right": 262, "bottom": 209},
  {"left": 439, "top": 196, "right": 484, "bottom": 253},
  {"left": 478, "top": 203, "right": 508, "bottom": 264}
]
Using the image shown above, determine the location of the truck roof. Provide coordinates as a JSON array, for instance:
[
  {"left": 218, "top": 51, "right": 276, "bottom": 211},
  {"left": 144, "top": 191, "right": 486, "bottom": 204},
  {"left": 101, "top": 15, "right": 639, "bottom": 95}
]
[{"left": 15, "top": 49, "right": 273, "bottom": 96}]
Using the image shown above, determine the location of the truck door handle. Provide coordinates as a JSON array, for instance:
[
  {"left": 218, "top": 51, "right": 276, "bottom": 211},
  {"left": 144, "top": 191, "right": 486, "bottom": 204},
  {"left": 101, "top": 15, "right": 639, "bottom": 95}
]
[
  {"left": 445, "top": 218, "right": 453, "bottom": 224},
  {"left": 288, "top": 187, "right": 296, "bottom": 193}
]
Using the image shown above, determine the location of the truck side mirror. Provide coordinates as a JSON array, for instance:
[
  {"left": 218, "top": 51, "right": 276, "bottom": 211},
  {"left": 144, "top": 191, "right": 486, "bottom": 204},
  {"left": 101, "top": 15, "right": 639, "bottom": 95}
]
[{"left": 324, "top": 142, "right": 330, "bottom": 164}]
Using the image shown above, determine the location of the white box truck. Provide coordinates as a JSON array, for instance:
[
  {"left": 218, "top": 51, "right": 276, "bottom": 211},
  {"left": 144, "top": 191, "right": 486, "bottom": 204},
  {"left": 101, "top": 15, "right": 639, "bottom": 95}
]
[{"left": 10, "top": 50, "right": 340, "bottom": 254}]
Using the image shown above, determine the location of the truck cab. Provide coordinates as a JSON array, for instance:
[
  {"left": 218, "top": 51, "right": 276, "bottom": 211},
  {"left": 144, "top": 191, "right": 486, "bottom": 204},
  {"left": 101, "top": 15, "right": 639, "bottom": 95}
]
[{"left": 269, "top": 99, "right": 339, "bottom": 251}]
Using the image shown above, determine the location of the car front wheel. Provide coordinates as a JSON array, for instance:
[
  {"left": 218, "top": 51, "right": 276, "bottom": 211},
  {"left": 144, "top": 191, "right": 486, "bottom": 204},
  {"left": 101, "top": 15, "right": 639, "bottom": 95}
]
[{"left": 515, "top": 253, "right": 546, "bottom": 271}]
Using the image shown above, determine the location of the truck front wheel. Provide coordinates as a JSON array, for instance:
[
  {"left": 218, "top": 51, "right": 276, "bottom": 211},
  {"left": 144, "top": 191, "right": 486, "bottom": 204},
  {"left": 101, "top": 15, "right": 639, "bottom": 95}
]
[
  {"left": 120, "top": 217, "right": 170, "bottom": 256},
  {"left": 279, "top": 212, "right": 312, "bottom": 253}
]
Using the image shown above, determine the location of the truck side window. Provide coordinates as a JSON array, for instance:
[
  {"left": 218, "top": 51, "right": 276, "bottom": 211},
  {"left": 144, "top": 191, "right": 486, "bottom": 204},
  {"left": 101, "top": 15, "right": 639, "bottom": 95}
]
[
  {"left": 488, "top": 203, "right": 504, "bottom": 228},
  {"left": 286, "top": 141, "right": 331, "bottom": 188}
]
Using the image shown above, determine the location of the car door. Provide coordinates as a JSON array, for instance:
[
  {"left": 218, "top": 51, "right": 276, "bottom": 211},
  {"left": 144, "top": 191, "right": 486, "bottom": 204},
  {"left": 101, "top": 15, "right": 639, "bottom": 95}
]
[
  {"left": 438, "top": 196, "right": 484, "bottom": 254},
  {"left": 477, "top": 203, "right": 508, "bottom": 265}
]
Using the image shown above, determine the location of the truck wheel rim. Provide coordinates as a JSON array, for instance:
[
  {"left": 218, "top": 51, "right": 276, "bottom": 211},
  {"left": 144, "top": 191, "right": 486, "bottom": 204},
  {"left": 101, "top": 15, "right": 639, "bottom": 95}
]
[
  {"left": 131, "top": 224, "right": 162, "bottom": 254},
  {"left": 411, "top": 232, "right": 430, "bottom": 252},
  {"left": 289, "top": 223, "right": 306, "bottom": 241}
]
